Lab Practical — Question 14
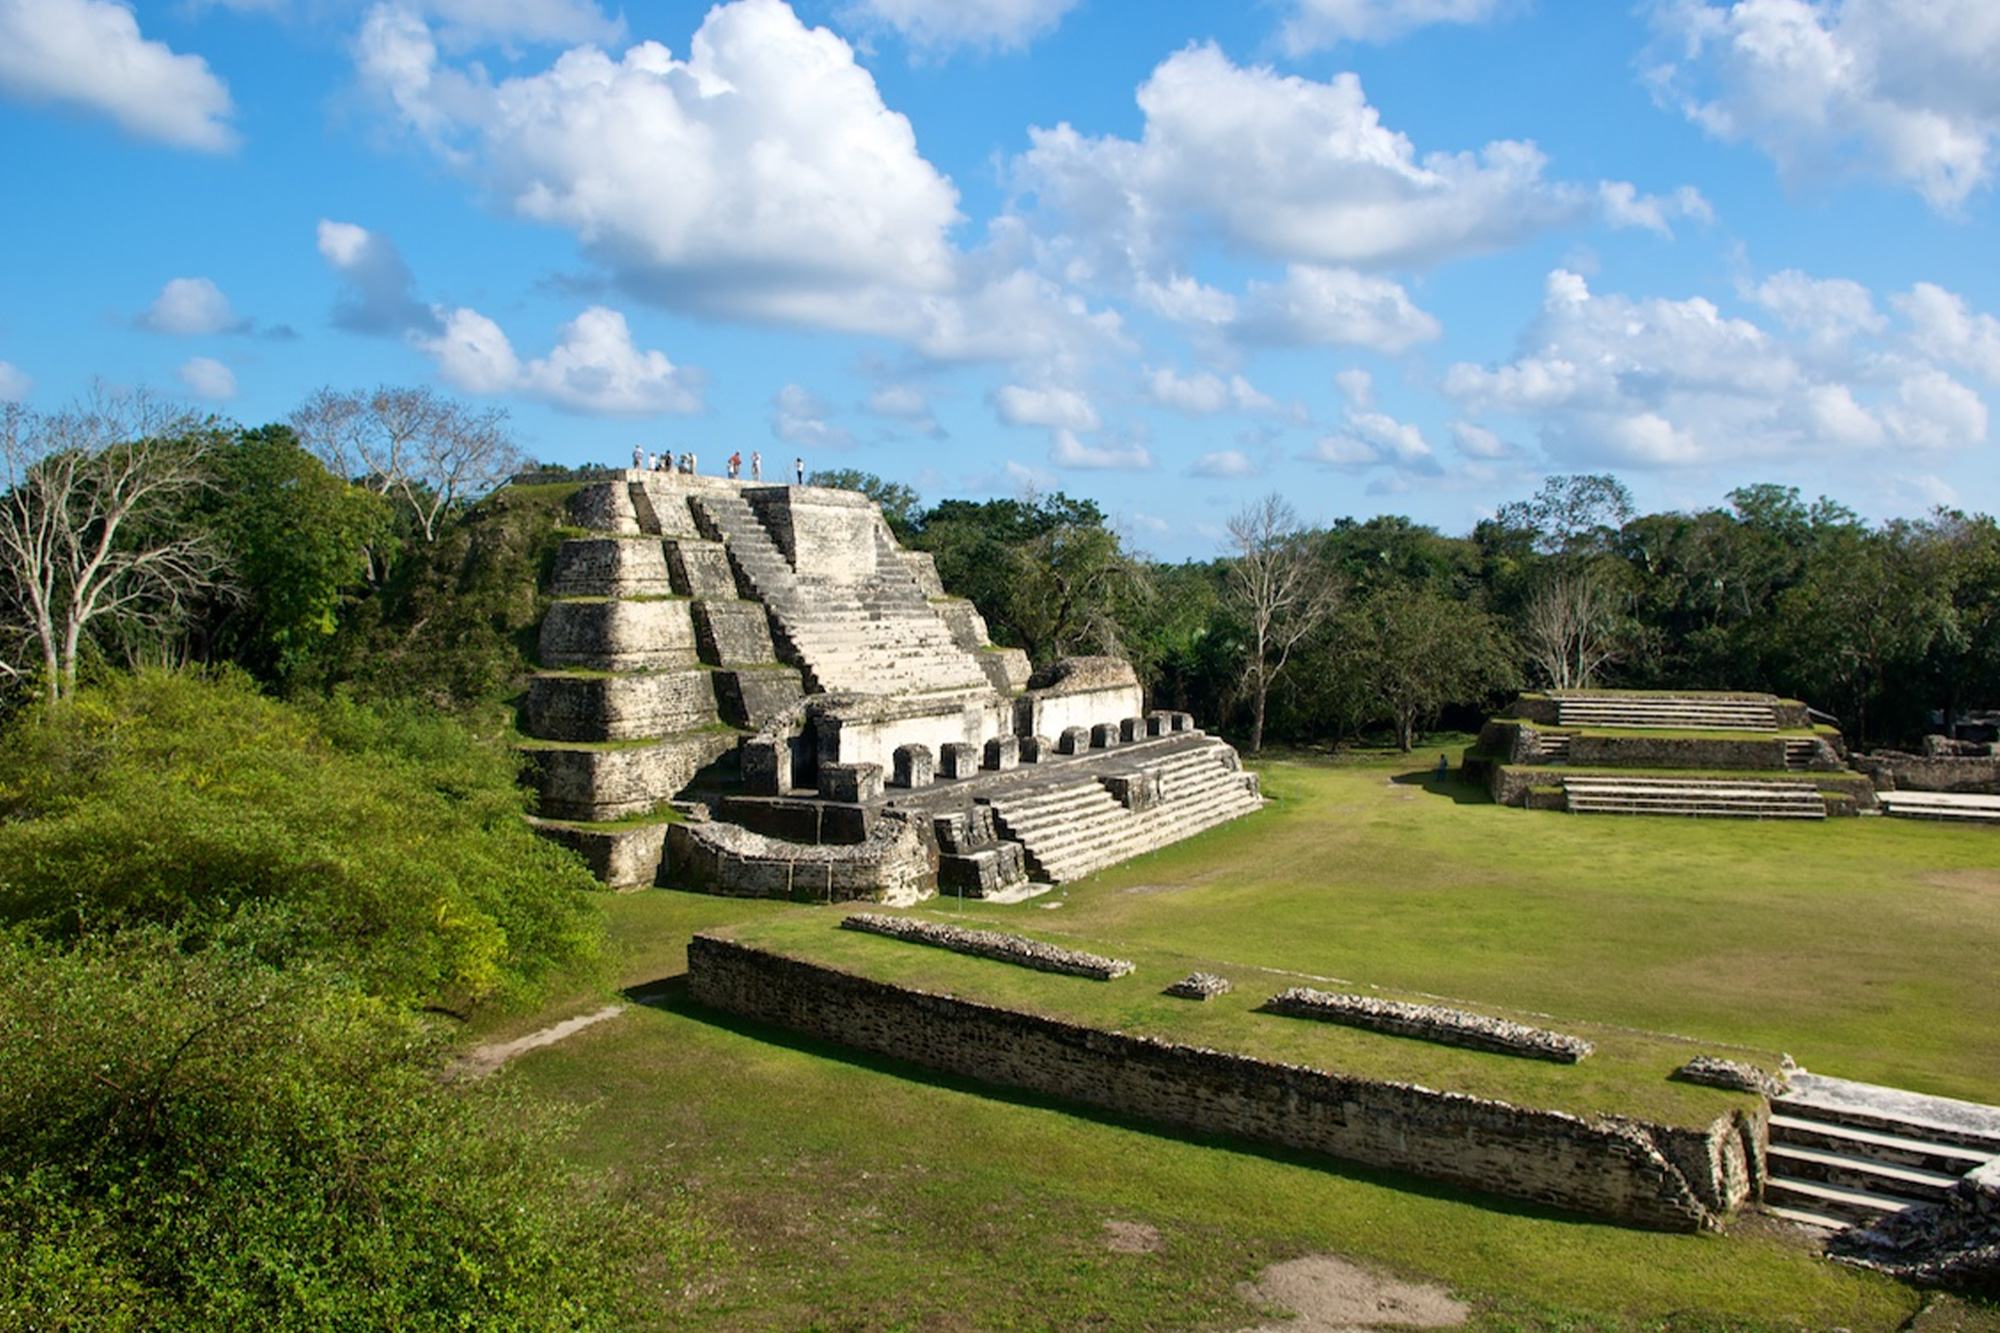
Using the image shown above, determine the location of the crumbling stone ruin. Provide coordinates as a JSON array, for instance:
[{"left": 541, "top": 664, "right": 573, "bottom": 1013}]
[
  {"left": 1461, "top": 690, "right": 1877, "bottom": 818},
  {"left": 521, "top": 471, "right": 1262, "bottom": 898}
]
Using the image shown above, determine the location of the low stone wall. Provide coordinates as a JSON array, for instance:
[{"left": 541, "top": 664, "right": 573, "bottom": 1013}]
[
  {"left": 687, "top": 938, "right": 1758, "bottom": 1231},
  {"left": 840, "top": 912, "right": 1134, "bottom": 979},
  {"left": 1568, "top": 733, "right": 1786, "bottom": 771},
  {"left": 1853, "top": 750, "right": 2000, "bottom": 795},
  {"left": 1265, "top": 988, "right": 1595, "bottom": 1063},
  {"left": 539, "top": 597, "right": 699, "bottom": 672},
  {"left": 668, "top": 816, "right": 935, "bottom": 905},
  {"left": 522, "top": 669, "right": 720, "bottom": 743},
  {"left": 526, "top": 816, "right": 667, "bottom": 889},
  {"left": 523, "top": 730, "right": 737, "bottom": 821}
]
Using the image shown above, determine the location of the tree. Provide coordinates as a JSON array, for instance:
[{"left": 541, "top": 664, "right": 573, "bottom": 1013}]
[
  {"left": 1522, "top": 569, "right": 1623, "bottom": 689},
  {"left": 289, "top": 386, "right": 522, "bottom": 545},
  {"left": 1225, "top": 495, "right": 1340, "bottom": 753},
  {"left": 0, "top": 392, "right": 222, "bottom": 704},
  {"left": 1494, "top": 473, "right": 1635, "bottom": 556},
  {"left": 1344, "top": 583, "right": 1517, "bottom": 751}
]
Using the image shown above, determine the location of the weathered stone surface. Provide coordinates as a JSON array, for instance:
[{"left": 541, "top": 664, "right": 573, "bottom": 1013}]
[
  {"left": 667, "top": 816, "right": 933, "bottom": 904},
  {"left": 525, "top": 816, "right": 665, "bottom": 889},
  {"left": 933, "top": 597, "right": 990, "bottom": 653},
  {"left": 938, "top": 842, "right": 1028, "bottom": 896},
  {"left": 840, "top": 913, "right": 1134, "bottom": 979},
  {"left": 626, "top": 476, "right": 704, "bottom": 537},
  {"left": 1099, "top": 769, "right": 1161, "bottom": 812},
  {"left": 900, "top": 549, "right": 946, "bottom": 597},
  {"left": 668, "top": 540, "right": 739, "bottom": 599},
  {"left": 687, "top": 939, "right": 1744, "bottom": 1231},
  {"left": 1266, "top": 987, "right": 1595, "bottom": 1063},
  {"left": 712, "top": 667, "right": 803, "bottom": 729},
  {"left": 550, "top": 538, "right": 673, "bottom": 598},
  {"left": 741, "top": 738, "right": 785, "bottom": 795},
  {"left": 1014, "top": 657, "right": 1145, "bottom": 744},
  {"left": 523, "top": 670, "right": 719, "bottom": 743},
  {"left": 693, "top": 599, "right": 777, "bottom": 665},
  {"left": 1090, "top": 722, "right": 1121, "bottom": 750},
  {"left": 893, "top": 744, "right": 934, "bottom": 788},
  {"left": 745, "top": 486, "right": 881, "bottom": 582},
  {"left": 568, "top": 481, "right": 642, "bottom": 534},
  {"left": 1057, "top": 726, "right": 1090, "bottom": 756},
  {"left": 979, "top": 647, "right": 1033, "bottom": 695},
  {"left": 1119, "top": 716, "right": 1145, "bottom": 743},
  {"left": 983, "top": 735, "right": 1019, "bottom": 771},
  {"left": 939, "top": 741, "right": 980, "bottom": 779},
  {"left": 539, "top": 597, "right": 698, "bottom": 671},
  {"left": 819, "top": 762, "right": 884, "bottom": 803},
  {"left": 1166, "top": 972, "right": 1231, "bottom": 1001},
  {"left": 1019, "top": 734, "right": 1054, "bottom": 763},
  {"left": 523, "top": 729, "right": 737, "bottom": 820}
]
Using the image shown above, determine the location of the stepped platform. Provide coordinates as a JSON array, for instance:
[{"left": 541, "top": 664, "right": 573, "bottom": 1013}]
[
  {"left": 1876, "top": 790, "right": 2000, "bottom": 825},
  {"left": 1464, "top": 689, "right": 1874, "bottom": 820},
  {"left": 1763, "top": 1073, "right": 2000, "bottom": 1231},
  {"left": 519, "top": 473, "right": 1258, "bottom": 894}
]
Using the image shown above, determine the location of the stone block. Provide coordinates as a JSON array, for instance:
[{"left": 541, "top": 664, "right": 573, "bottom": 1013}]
[
  {"left": 667, "top": 540, "right": 739, "bottom": 598},
  {"left": 900, "top": 550, "right": 946, "bottom": 597},
  {"left": 1145, "top": 712, "right": 1172, "bottom": 738},
  {"left": 549, "top": 538, "right": 673, "bottom": 598},
  {"left": 693, "top": 599, "right": 778, "bottom": 665},
  {"left": 568, "top": 480, "right": 643, "bottom": 534},
  {"left": 933, "top": 597, "right": 990, "bottom": 653},
  {"left": 1099, "top": 769, "right": 1162, "bottom": 813},
  {"left": 527, "top": 817, "right": 666, "bottom": 889},
  {"left": 713, "top": 667, "right": 803, "bottom": 728},
  {"left": 1091, "top": 722, "right": 1121, "bottom": 750},
  {"left": 893, "top": 744, "right": 935, "bottom": 788},
  {"left": 1119, "top": 716, "right": 1145, "bottom": 743},
  {"left": 939, "top": 742, "right": 980, "bottom": 779},
  {"left": 741, "top": 738, "right": 785, "bottom": 795},
  {"left": 1018, "top": 734, "right": 1054, "bottom": 763},
  {"left": 539, "top": 597, "right": 699, "bottom": 672},
  {"left": 933, "top": 808, "right": 998, "bottom": 855},
  {"left": 819, "top": 762, "right": 884, "bottom": 803},
  {"left": 523, "top": 730, "right": 736, "bottom": 821},
  {"left": 1057, "top": 726, "right": 1091, "bottom": 756},
  {"left": 983, "top": 735, "right": 1019, "bottom": 771},
  {"left": 938, "top": 842, "right": 1028, "bottom": 896},
  {"left": 523, "top": 669, "right": 719, "bottom": 743}
]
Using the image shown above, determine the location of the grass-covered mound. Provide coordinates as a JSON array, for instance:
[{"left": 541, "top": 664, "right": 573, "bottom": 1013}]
[{"left": 0, "top": 669, "right": 603, "bottom": 1008}]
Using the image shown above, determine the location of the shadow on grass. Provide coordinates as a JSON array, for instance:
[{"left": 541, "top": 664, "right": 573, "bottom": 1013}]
[
  {"left": 619, "top": 973, "right": 1602, "bottom": 1233},
  {"left": 1388, "top": 771, "right": 1496, "bottom": 806}
]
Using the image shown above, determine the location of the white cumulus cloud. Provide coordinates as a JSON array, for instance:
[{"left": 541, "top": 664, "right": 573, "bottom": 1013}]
[
  {"left": 1144, "top": 368, "right": 1284, "bottom": 416},
  {"left": 771, "top": 383, "right": 857, "bottom": 449},
  {"left": 0, "top": 361, "right": 31, "bottom": 401},
  {"left": 357, "top": 0, "right": 964, "bottom": 335},
  {"left": 1049, "top": 428, "right": 1153, "bottom": 471},
  {"left": 317, "top": 219, "right": 438, "bottom": 336},
  {"left": 1015, "top": 45, "right": 1591, "bottom": 277},
  {"left": 177, "top": 356, "right": 238, "bottom": 400},
  {"left": 421, "top": 304, "right": 705, "bottom": 415},
  {"left": 139, "top": 277, "right": 245, "bottom": 336},
  {"left": 1649, "top": 0, "right": 2000, "bottom": 209},
  {"left": 841, "top": 0, "right": 1079, "bottom": 54},
  {"left": 0, "top": 0, "right": 236, "bottom": 151},
  {"left": 1188, "top": 449, "right": 1261, "bottom": 478},
  {"left": 1445, "top": 266, "right": 1992, "bottom": 467},
  {"left": 1278, "top": 0, "right": 1511, "bottom": 53},
  {"left": 992, "top": 383, "right": 1099, "bottom": 431},
  {"left": 1232, "top": 266, "right": 1442, "bottom": 351}
]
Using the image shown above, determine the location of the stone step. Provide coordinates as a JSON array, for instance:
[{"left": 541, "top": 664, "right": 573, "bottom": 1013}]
[
  {"left": 989, "top": 768, "right": 1261, "bottom": 882},
  {"left": 1767, "top": 1112, "right": 1996, "bottom": 1177},
  {"left": 1778, "top": 1073, "right": 2000, "bottom": 1156},
  {"left": 1763, "top": 1201, "right": 1848, "bottom": 1232},
  {"left": 1762, "top": 1174, "right": 1931, "bottom": 1228},
  {"left": 1765, "top": 1144, "right": 1962, "bottom": 1205}
]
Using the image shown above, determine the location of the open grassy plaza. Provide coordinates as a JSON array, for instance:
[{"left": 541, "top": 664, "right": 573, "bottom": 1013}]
[{"left": 486, "top": 748, "right": 2000, "bottom": 1331}]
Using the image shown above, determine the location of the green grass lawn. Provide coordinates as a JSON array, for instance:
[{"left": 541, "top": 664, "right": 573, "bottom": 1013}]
[{"left": 490, "top": 749, "right": 2000, "bottom": 1331}]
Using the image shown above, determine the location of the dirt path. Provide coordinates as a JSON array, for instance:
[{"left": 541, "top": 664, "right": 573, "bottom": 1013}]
[{"left": 453, "top": 1003, "right": 625, "bottom": 1080}]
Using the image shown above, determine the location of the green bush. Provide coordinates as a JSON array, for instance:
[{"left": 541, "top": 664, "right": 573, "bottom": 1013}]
[
  {"left": 0, "top": 670, "right": 601, "bottom": 1010},
  {"left": 0, "top": 928, "right": 707, "bottom": 1332}
]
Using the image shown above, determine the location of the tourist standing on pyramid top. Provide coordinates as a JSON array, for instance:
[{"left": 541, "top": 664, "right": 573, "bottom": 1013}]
[
  {"left": 751, "top": 451, "right": 762, "bottom": 480},
  {"left": 632, "top": 444, "right": 643, "bottom": 469},
  {"left": 728, "top": 450, "right": 742, "bottom": 479},
  {"left": 795, "top": 456, "right": 805, "bottom": 484}
]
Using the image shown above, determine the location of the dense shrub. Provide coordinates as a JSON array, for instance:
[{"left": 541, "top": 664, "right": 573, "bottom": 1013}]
[
  {"left": 0, "top": 928, "right": 708, "bottom": 1331},
  {"left": 0, "top": 669, "right": 601, "bottom": 1009}
]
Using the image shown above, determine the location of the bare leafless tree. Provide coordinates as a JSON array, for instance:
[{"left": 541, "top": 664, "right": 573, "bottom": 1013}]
[
  {"left": 1226, "top": 494, "right": 1341, "bottom": 753},
  {"left": 1523, "top": 570, "right": 1622, "bottom": 689},
  {"left": 0, "top": 391, "right": 223, "bottom": 704},
  {"left": 288, "top": 386, "right": 521, "bottom": 543}
]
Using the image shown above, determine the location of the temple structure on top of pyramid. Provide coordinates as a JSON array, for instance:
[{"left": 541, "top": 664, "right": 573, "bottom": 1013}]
[{"left": 521, "top": 471, "right": 1263, "bottom": 903}]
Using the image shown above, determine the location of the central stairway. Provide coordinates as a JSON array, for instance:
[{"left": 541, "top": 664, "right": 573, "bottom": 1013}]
[
  {"left": 1562, "top": 775, "right": 1827, "bottom": 818},
  {"left": 1764, "top": 1073, "right": 2000, "bottom": 1231}
]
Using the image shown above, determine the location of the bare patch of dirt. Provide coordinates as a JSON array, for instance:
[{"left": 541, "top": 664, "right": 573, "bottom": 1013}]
[
  {"left": 1922, "top": 868, "right": 2000, "bottom": 897},
  {"left": 1230, "top": 1255, "right": 1469, "bottom": 1333},
  {"left": 451, "top": 1004, "right": 624, "bottom": 1080},
  {"left": 1101, "top": 1219, "right": 1163, "bottom": 1253}
]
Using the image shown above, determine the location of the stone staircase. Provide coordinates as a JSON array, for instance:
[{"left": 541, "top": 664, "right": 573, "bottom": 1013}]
[
  {"left": 1553, "top": 693, "right": 1779, "bottom": 730},
  {"left": 1784, "top": 737, "right": 1817, "bottom": 770},
  {"left": 1561, "top": 775, "right": 1826, "bottom": 818},
  {"left": 1876, "top": 791, "right": 2000, "bottom": 825},
  {"left": 1537, "top": 731, "right": 1573, "bottom": 763},
  {"left": 983, "top": 736, "right": 1263, "bottom": 883},
  {"left": 691, "top": 491, "right": 992, "bottom": 698},
  {"left": 1764, "top": 1073, "right": 2000, "bottom": 1231}
]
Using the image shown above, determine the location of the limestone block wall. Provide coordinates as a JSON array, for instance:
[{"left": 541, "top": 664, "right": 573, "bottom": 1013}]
[
  {"left": 523, "top": 730, "right": 737, "bottom": 820},
  {"left": 668, "top": 817, "right": 935, "bottom": 905},
  {"left": 527, "top": 817, "right": 668, "bottom": 889},
  {"left": 523, "top": 669, "right": 719, "bottom": 742},
  {"left": 1015, "top": 682, "right": 1145, "bottom": 743},
  {"left": 694, "top": 600, "right": 778, "bottom": 665},
  {"left": 628, "top": 476, "right": 705, "bottom": 537},
  {"left": 1568, "top": 734, "right": 1786, "bottom": 771},
  {"left": 550, "top": 538, "right": 674, "bottom": 598},
  {"left": 569, "top": 480, "right": 642, "bottom": 534},
  {"left": 1853, "top": 751, "right": 2000, "bottom": 794},
  {"left": 811, "top": 695, "right": 1014, "bottom": 772},
  {"left": 745, "top": 486, "right": 880, "bottom": 582},
  {"left": 687, "top": 938, "right": 1755, "bottom": 1231},
  {"left": 668, "top": 540, "right": 740, "bottom": 599},
  {"left": 540, "top": 598, "right": 699, "bottom": 671}
]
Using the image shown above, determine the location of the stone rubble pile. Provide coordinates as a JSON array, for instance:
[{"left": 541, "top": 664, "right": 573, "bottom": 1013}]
[
  {"left": 1828, "top": 1162, "right": 2000, "bottom": 1294},
  {"left": 840, "top": 912, "right": 1135, "bottom": 980},
  {"left": 1165, "top": 972, "right": 1232, "bottom": 1001},
  {"left": 1266, "top": 987, "right": 1595, "bottom": 1063},
  {"left": 1672, "top": 1054, "right": 1789, "bottom": 1097}
]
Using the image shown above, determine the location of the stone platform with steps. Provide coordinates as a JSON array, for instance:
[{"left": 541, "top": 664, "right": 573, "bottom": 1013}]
[
  {"left": 520, "top": 472, "right": 1261, "bottom": 895},
  {"left": 1463, "top": 689, "right": 1872, "bottom": 820},
  {"left": 1876, "top": 790, "right": 2000, "bottom": 825},
  {"left": 1763, "top": 1072, "right": 2000, "bottom": 1233}
]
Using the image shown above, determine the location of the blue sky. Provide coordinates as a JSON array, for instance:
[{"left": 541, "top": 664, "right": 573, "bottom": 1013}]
[{"left": 3, "top": 0, "right": 1998, "bottom": 559}]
